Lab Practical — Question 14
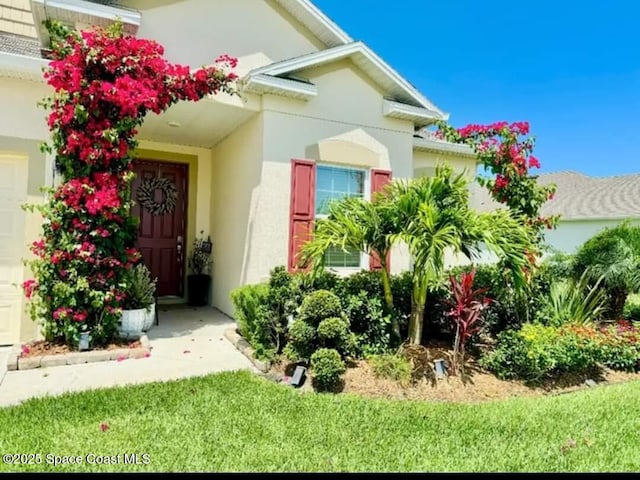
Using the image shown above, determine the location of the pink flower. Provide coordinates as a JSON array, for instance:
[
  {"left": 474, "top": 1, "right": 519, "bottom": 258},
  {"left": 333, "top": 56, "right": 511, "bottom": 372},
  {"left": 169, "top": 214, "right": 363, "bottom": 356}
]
[
  {"left": 116, "top": 355, "right": 127, "bottom": 362},
  {"left": 21, "top": 345, "right": 31, "bottom": 355},
  {"left": 100, "top": 423, "right": 109, "bottom": 432},
  {"left": 529, "top": 155, "right": 541, "bottom": 169},
  {"left": 144, "top": 352, "right": 151, "bottom": 358},
  {"left": 22, "top": 279, "right": 37, "bottom": 300}
]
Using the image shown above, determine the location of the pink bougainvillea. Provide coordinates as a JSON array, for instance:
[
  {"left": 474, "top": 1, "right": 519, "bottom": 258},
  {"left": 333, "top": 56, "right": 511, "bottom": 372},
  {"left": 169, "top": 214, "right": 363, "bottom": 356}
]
[
  {"left": 438, "top": 121, "right": 558, "bottom": 270},
  {"left": 23, "top": 21, "right": 237, "bottom": 346}
]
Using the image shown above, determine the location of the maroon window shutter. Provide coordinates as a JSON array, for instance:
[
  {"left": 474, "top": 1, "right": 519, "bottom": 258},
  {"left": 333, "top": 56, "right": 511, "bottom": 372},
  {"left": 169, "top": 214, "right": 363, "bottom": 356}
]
[
  {"left": 369, "top": 168, "right": 392, "bottom": 272},
  {"left": 288, "top": 159, "right": 316, "bottom": 272}
]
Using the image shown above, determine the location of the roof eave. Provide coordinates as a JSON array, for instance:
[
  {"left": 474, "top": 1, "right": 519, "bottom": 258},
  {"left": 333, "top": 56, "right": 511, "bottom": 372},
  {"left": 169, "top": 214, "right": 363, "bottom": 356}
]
[
  {"left": 273, "top": 0, "right": 352, "bottom": 47},
  {"left": 241, "top": 74, "right": 317, "bottom": 100},
  {"left": 248, "top": 41, "right": 446, "bottom": 115},
  {"left": 413, "top": 136, "right": 476, "bottom": 157},
  {"left": 31, "top": 0, "right": 141, "bottom": 48},
  {"left": 383, "top": 99, "right": 446, "bottom": 127},
  {"left": 0, "top": 51, "right": 47, "bottom": 81}
]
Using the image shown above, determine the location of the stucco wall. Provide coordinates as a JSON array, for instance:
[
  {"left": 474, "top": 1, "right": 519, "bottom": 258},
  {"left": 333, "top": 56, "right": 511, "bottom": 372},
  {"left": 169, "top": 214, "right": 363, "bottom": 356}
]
[
  {"left": 0, "top": 0, "right": 36, "bottom": 38},
  {"left": 413, "top": 149, "right": 477, "bottom": 179},
  {"left": 543, "top": 219, "right": 640, "bottom": 254},
  {"left": 131, "top": 0, "right": 324, "bottom": 75},
  {"left": 210, "top": 114, "right": 263, "bottom": 316},
  {"left": 246, "top": 61, "right": 417, "bottom": 280},
  {"left": 0, "top": 78, "right": 49, "bottom": 141}
]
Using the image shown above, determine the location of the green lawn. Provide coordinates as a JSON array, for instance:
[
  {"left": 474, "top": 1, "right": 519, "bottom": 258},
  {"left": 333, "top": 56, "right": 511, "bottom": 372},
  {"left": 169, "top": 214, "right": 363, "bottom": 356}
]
[{"left": 1, "top": 371, "right": 639, "bottom": 472}]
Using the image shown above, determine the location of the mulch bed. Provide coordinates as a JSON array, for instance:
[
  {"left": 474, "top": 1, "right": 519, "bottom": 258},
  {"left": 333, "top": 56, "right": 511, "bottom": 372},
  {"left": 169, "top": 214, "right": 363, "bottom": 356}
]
[
  {"left": 270, "top": 344, "right": 640, "bottom": 403},
  {"left": 20, "top": 339, "right": 142, "bottom": 358}
]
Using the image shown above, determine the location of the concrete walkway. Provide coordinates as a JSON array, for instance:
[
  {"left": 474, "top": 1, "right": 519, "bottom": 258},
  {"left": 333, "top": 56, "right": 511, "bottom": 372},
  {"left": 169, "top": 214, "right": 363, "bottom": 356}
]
[{"left": 0, "top": 306, "right": 256, "bottom": 407}]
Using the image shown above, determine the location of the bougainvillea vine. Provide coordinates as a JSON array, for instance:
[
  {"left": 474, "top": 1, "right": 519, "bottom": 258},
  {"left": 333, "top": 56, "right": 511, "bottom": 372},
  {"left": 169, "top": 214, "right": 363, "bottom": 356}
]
[
  {"left": 22, "top": 21, "right": 237, "bottom": 346},
  {"left": 438, "top": 121, "right": 558, "bottom": 239}
]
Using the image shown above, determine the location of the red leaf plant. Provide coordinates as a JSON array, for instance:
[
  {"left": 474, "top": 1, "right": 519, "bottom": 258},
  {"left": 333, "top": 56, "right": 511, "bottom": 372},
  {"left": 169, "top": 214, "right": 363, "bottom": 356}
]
[{"left": 444, "top": 269, "right": 492, "bottom": 375}]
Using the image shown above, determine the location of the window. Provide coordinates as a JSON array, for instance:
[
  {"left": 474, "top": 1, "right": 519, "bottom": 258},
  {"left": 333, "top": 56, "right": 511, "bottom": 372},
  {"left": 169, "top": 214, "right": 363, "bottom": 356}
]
[
  {"left": 316, "top": 165, "right": 365, "bottom": 216},
  {"left": 315, "top": 165, "right": 367, "bottom": 269}
]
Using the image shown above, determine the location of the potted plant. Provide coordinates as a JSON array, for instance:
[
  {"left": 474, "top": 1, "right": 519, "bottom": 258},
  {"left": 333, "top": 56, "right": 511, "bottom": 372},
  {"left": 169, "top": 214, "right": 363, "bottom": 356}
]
[
  {"left": 118, "top": 263, "right": 157, "bottom": 339},
  {"left": 187, "top": 232, "right": 213, "bottom": 306}
]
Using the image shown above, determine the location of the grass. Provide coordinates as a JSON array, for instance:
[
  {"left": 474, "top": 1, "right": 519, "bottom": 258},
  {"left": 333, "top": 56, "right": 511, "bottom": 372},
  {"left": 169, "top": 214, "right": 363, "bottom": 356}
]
[{"left": 1, "top": 370, "right": 639, "bottom": 472}]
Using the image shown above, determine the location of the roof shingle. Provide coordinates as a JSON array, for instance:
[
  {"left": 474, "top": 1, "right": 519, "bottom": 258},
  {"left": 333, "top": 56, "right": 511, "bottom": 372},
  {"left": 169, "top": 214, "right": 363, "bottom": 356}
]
[
  {"left": 470, "top": 171, "right": 640, "bottom": 220},
  {"left": 0, "top": 32, "right": 43, "bottom": 57}
]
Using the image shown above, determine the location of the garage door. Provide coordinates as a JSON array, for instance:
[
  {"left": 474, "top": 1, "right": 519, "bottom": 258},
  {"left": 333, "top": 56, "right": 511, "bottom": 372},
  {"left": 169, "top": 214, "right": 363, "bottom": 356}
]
[{"left": 0, "top": 153, "right": 27, "bottom": 345}]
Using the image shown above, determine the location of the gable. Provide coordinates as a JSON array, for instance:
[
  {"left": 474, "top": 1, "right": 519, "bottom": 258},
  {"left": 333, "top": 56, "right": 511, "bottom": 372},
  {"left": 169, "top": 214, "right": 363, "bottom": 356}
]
[
  {"left": 267, "top": 60, "right": 412, "bottom": 131},
  {"left": 246, "top": 42, "right": 447, "bottom": 122},
  {"left": 133, "top": 0, "right": 326, "bottom": 72}
]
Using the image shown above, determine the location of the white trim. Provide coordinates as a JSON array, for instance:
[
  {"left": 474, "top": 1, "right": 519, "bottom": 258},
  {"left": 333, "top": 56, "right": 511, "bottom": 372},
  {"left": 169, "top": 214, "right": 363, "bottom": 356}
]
[
  {"left": 413, "top": 136, "right": 476, "bottom": 158},
  {"left": 241, "top": 74, "right": 317, "bottom": 100},
  {"left": 247, "top": 42, "right": 446, "bottom": 116},
  {"left": 0, "top": 51, "right": 47, "bottom": 81},
  {"left": 383, "top": 99, "right": 443, "bottom": 126},
  {"left": 31, "top": 0, "right": 141, "bottom": 47},
  {"left": 274, "top": 0, "right": 352, "bottom": 47}
]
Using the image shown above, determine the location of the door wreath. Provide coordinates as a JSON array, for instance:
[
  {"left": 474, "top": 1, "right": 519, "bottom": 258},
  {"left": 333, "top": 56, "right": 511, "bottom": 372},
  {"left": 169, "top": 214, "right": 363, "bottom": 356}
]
[{"left": 136, "top": 176, "right": 178, "bottom": 216}]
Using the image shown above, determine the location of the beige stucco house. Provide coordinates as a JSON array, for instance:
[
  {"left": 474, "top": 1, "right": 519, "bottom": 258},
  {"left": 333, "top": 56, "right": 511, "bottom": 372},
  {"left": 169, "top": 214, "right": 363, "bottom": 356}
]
[{"left": 0, "top": 0, "right": 476, "bottom": 344}]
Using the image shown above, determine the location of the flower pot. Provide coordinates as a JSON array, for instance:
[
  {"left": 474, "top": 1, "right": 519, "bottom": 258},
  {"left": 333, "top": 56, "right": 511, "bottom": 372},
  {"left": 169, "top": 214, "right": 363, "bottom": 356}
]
[
  {"left": 142, "top": 303, "right": 156, "bottom": 331},
  {"left": 119, "top": 308, "right": 149, "bottom": 339},
  {"left": 187, "top": 274, "right": 211, "bottom": 307}
]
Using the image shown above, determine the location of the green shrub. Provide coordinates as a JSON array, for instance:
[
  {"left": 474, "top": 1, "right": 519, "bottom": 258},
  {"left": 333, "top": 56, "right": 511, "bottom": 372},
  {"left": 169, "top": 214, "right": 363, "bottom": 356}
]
[
  {"left": 533, "top": 274, "right": 607, "bottom": 327},
  {"left": 284, "top": 319, "right": 317, "bottom": 361},
  {"left": 597, "top": 320, "right": 640, "bottom": 371},
  {"left": 369, "top": 353, "right": 412, "bottom": 384},
  {"left": 623, "top": 300, "right": 640, "bottom": 322},
  {"left": 230, "top": 283, "right": 270, "bottom": 341},
  {"left": 571, "top": 223, "right": 640, "bottom": 318},
  {"left": 285, "top": 290, "right": 353, "bottom": 362},
  {"left": 343, "top": 291, "right": 393, "bottom": 357},
  {"left": 295, "top": 269, "right": 340, "bottom": 296},
  {"left": 335, "top": 270, "right": 384, "bottom": 300},
  {"left": 298, "top": 290, "right": 343, "bottom": 327},
  {"left": 479, "top": 323, "right": 633, "bottom": 382},
  {"left": 390, "top": 270, "right": 412, "bottom": 328},
  {"left": 310, "top": 348, "right": 346, "bottom": 392},
  {"left": 317, "top": 317, "right": 350, "bottom": 346},
  {"left": 265, "top": 266, "right": 301, "bottom": 352},
  {"left": 448, "top": 259, "right": 573, "bottom": 338}
]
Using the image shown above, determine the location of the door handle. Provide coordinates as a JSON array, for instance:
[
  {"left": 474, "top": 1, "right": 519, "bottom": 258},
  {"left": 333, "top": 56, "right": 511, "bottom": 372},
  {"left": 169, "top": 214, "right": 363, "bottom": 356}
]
[{"left": 177, "top": 235, "right": 183, "bottom": 263}]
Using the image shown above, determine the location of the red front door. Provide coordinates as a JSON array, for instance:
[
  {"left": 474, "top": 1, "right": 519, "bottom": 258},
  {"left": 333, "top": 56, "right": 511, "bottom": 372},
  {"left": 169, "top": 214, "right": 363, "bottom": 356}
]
[{"left": 132, "top": 160, "right": 188, "bottom": 297}]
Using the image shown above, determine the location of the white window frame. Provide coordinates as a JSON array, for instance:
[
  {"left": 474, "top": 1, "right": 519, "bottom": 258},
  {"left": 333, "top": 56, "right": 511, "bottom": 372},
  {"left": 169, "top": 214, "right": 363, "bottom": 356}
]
[{"left": 315, "top": 163, "right": 370, "bottom": 273}]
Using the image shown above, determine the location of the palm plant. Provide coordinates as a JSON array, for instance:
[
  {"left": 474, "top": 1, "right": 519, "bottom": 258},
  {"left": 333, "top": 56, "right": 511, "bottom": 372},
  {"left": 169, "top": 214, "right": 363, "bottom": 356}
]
[
  {"left": 299, "top": 194, "right": 401, "bottom": 340},
  {"left": 572, "top": 233, "right": 640, "bottom": 318},
  {"left": 537, "top": 272, "right": 607, "bottom": 327},
  {"left": 386, "top": 165, "right": 533, "bottom": 345}
]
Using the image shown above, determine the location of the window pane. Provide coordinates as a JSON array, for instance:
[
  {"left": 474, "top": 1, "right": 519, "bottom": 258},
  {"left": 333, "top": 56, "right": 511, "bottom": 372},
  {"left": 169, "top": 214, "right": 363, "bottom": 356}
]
[
  {"left": 315, "top": 165, "right": 365, "bottom": 217},
  {"left": 315, "top": 191, "right": 333, "bottom": 216},
  {"left": 325, "top": 246, "right": 361, "bottom": 268}
]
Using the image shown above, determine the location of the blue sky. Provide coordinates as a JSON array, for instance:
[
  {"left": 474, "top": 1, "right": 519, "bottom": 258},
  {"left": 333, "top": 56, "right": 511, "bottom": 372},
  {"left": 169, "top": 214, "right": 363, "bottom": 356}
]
[{"left": 314, "top": 0, "right": 640, "bottom": 177}]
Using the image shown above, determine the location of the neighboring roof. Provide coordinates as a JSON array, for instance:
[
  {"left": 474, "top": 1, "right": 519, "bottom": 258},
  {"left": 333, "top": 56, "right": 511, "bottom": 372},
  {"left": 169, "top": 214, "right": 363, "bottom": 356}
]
[
  {"left": 0, "top": 32, "right": 43, "bottom": 58},
  {"left": 470, "top": 170, "right": 640, "bottom": 220},
  {"left": 245, "top": 41, "right": 448, "bottom": 119}
]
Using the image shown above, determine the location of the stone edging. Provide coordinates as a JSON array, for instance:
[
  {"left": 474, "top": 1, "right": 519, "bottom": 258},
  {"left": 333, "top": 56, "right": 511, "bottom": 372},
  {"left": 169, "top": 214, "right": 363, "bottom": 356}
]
[
  {"left": 6, "top": 335, "right": 151, "bottom": 371},
  {"left": 224, "top": 328, "right": 270, "bottom": 373}
]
